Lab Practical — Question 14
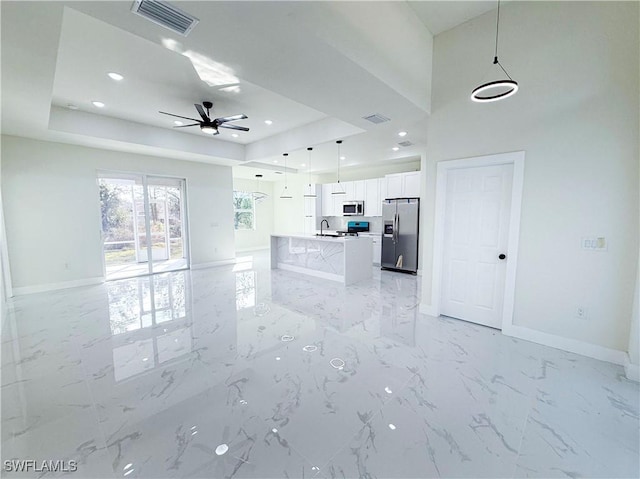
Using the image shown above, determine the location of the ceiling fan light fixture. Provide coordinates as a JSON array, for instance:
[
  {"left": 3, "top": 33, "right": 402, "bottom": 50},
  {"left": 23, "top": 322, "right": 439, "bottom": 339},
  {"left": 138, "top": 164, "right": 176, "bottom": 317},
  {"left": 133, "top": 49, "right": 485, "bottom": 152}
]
[{"left": 200, "top": 125, "right": 217, "bottom": 134}]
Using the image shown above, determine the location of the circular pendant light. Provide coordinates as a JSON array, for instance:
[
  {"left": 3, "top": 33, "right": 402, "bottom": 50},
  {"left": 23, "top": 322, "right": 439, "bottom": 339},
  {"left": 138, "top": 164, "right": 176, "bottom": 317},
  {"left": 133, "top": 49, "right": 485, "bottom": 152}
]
[
  {"left": 471, "top": 0, "right": 518, "bottom": 103},
  {"left": 253, "top": 174, "right": 268, "bottom": 203}
]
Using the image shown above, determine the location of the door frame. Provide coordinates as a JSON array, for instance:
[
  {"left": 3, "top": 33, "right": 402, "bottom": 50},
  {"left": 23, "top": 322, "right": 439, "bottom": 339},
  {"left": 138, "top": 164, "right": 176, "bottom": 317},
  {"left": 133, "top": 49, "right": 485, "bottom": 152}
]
[{"left": 429, "top": 151, "right": 525, "bottom": 330}]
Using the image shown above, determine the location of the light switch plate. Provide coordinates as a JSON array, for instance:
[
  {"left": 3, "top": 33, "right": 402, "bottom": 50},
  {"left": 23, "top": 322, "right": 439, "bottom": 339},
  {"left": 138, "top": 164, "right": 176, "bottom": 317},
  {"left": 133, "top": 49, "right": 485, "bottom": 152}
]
[{"left": 581, "top": 236, "right": 607, "bottom": 251}]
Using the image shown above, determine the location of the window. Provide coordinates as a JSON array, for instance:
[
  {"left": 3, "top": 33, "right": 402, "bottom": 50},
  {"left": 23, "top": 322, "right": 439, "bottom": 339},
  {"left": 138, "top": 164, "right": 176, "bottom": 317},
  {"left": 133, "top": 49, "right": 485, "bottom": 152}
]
[{"left": 233, "top": 191, "right": 255, "bottom": 230}]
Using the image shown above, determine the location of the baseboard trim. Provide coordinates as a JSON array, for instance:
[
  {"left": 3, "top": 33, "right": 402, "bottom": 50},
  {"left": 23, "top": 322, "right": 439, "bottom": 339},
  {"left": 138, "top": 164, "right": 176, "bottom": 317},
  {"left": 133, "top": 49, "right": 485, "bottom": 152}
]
[
  {"left": 13, "top": 277, "right": 104, "bottom": 296},
  {"left": 624, "top": 355, "right": 639, "bottom": 382},
  {"left": 503, "top": 324, "right": 627, "bottom": 366},
  {"left": 235, "top": 246, "right": 269, "bottom": 254},
  {"left": 191, "top": 258, "right": 237, "bottom": 270},
  {"left": 419, "top": 302, "right": 438, "bottom": 317}
]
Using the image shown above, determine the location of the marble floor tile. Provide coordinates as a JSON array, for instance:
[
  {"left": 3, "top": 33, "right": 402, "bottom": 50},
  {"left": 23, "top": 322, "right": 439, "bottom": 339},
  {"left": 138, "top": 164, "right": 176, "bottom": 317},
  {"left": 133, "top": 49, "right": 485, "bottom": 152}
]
[{"left": 1, "top": 249, "right": 638, "bottom": 478}]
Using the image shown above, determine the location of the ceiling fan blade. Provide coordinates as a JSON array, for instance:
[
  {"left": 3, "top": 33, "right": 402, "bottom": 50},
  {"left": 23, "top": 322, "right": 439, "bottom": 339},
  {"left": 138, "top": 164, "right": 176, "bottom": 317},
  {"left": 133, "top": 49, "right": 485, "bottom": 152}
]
[
  {"left": 219, "top": 124, "right": 249, "bottom": 132},
  {"left": 215, "top": 114, "right": 248, "bottom": 124},
  {"left": 194, "top": 104, "right": 210, "bottom": 122},
  {"left": 159, "top": 111, "right": 202, "bottom": 122},
  {"left": 173, "top": 123, "right": 200, "bottom": 128}
]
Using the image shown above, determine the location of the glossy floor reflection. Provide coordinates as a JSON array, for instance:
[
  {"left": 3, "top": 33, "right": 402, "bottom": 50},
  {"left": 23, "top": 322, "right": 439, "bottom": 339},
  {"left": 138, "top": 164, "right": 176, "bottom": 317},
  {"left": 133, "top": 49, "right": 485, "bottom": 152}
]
[{"left": 2, "top": 251, "right": 638, "bottom": 478}]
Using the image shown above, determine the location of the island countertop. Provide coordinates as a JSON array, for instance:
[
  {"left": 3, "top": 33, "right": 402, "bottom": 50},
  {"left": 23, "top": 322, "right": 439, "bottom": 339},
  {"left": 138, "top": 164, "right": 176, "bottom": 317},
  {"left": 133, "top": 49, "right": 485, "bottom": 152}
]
[
  {"left": 270, "top": 233, "right": 371, "bottom": 243},
  {"left": 270, "top": 234, "right": 372, "bottom": 285}
]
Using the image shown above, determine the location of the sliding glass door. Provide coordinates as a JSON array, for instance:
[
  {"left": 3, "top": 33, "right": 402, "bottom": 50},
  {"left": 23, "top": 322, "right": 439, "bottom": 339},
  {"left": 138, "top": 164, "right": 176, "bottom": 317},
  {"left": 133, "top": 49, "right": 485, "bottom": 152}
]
[{"left": 99, "top": 173, "right": 188, "bottom": 280}]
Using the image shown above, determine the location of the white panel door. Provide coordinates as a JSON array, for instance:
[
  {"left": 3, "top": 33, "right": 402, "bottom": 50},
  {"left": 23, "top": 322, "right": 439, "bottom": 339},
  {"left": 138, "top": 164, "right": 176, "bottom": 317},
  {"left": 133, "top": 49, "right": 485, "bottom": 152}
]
[{"left": 441, "top": 164, "right": 513, "bottom": 329}]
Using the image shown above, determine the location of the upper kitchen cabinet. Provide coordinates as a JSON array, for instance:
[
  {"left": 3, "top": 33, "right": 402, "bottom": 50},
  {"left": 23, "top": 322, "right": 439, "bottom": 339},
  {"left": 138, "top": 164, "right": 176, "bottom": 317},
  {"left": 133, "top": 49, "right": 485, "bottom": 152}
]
[
  {"left": 304, "top": 184, "right": 322, "bottom": 234},
  {"left": 385, "top": 174, "right": 403, "bottom": 198},
  {"left": 365, "top": 178, "right": 383, "bottom": 217},
  {"left": 353, "top": 180, "right": 365, "bottom": 202},
  {"left": 321, "top": 183, "right": 344, "bottom": 216},
  {"left": 384, "top": 171, "right": 421, "bottom": 199},
  {"left": 403, "top": 171, "right": 421, "bottom": 197}
]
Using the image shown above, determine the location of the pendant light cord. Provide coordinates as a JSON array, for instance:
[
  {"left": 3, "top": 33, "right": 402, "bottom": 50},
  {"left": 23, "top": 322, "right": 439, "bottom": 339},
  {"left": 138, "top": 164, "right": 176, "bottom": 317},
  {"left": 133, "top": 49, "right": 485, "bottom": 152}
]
[
  {"left": 336, "top": 141, "right": 342, "bottom": 184},
  {"left": 307, "top": 147, "right": 314, "bottom": 188},
  {"left": 494, "top": 0, "right": 500, "bottom": 60},
  {"left": 492, "top": 0, "right": 514, "bottom": 81},
  {"left": 284, "top": 153, "right": 288, "bottom": 189}
]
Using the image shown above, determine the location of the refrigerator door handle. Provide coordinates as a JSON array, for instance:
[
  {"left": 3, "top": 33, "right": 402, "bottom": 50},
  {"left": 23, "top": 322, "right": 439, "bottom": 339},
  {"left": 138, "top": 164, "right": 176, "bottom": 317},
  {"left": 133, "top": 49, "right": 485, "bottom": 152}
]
[{"left": 394, "top": 213, "right": 399, "bottom": 243}]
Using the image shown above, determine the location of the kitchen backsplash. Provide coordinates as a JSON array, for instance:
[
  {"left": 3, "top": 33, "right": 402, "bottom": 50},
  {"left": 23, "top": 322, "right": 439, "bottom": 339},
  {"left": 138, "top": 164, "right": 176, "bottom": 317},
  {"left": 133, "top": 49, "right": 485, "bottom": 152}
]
[{"left": 321, "top": 216, "right": 382, "bottom": 233}]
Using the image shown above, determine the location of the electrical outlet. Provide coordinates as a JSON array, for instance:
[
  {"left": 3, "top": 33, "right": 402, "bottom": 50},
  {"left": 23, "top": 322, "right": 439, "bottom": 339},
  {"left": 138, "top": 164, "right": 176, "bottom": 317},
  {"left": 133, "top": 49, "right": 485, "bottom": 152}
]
[{"left": 576, "top": 306, "right": 587, "bottom": 319}]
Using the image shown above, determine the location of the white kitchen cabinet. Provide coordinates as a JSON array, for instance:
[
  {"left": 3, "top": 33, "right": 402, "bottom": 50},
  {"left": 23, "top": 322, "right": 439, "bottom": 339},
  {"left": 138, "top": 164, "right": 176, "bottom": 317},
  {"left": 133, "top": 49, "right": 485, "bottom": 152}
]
[
  {"left": 360, "top": 233, "right": 382, "bottom": 264},
  {"left": 372, "top": 235, "right": 382, "bottom": 265},
  {"left": 341, "top": 181, "right": 354, "bottom": 201},
  {"left": 402, "top": 171, "right": 421, "bottom": 197},
  {"left": 321, "top": 184, "right": 333, "bottom": 216},
  {"left": 353, "top": 180, "right": 365, "bottom": 201},
  {"left": 303, "top": 216, "right": 315, "bottom": 235},
  {"left": 384, "top": 171, "right": 421, "bottom": 199},
  {"left": 364, "top": 178, "right": 382, "bottom": 216},
  {"left": 385, "top": 173, "right": 403, "bottom": 199}
]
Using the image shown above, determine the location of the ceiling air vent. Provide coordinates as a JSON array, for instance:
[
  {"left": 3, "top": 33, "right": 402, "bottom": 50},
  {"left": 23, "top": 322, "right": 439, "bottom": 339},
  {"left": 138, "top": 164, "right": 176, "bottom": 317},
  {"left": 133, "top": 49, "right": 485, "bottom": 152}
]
[
  {"left": 362, "top": 114, "right": 390, "bottom": 124},
  {"left": 398, "top": 140, "right": 414, "bottom": 147},
  {"left": 131, "top": 0, "right": 199, "bottom": 36}
]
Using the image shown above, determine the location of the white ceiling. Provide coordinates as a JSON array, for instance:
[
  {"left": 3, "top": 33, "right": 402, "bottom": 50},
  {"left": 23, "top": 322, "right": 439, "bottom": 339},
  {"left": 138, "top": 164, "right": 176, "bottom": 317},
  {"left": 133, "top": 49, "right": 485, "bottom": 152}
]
[
  {"left": 1, "top": 1, "right": 498, "bottom": 175},
  {"left": 408, "top": 1, "right": 499, "bottom": 36}
]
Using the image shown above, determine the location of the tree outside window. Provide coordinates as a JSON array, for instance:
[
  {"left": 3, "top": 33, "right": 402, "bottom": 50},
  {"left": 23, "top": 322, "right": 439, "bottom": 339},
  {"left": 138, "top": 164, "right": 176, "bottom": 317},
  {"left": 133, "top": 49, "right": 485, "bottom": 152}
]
[{"left": 234, "top": 191, "right": 255, "bottom": 230}]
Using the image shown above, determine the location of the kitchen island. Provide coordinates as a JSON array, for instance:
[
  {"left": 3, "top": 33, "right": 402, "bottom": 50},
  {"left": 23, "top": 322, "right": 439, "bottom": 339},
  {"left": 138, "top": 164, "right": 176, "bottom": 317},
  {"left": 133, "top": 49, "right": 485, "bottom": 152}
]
[{"left": 270, "top": 234, "right": 372, "bottom": 285}]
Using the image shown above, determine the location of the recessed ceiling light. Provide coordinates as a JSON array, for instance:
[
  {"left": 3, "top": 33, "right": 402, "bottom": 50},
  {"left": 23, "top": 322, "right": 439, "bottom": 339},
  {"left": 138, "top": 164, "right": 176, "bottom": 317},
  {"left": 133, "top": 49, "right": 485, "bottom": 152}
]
[
  {"left": 398, "top": 131, "right": 407, "bottom": 137},
  {"left": 92, "top": 101, "right": 105, "bottom": 108},
  {"left": 67, "top": 104, "right": 78, "bottom": 110},
  {"left": 300, "top": 163, "right": 306, "bottom": 167},
  {"left": 231, "top": 133, "right": 238, "bottom": 138},
  {"left": 108, "top": 72, "right": 124, "bottom": 81},
  {"left": 173, "top": 120, "right": 183, "bottom": 126},
  {"left": 392, "top": 147, "right": 399, "bottom": 151},
  {"left": 264, "top": 120, "right": 273, "bottom": 125},
  {"left": 340, "top": 156, "right": 346, "bottom": 160},
  {"left": 273, "top": 160, "right": 278, "bottom": 163}
]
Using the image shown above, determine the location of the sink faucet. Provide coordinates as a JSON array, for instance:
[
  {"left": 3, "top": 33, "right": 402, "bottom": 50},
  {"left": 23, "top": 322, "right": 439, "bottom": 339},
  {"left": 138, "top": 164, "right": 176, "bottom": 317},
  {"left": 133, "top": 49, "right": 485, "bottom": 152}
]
[{"left": 320, "top": 219, "right": 330, "bottom": 236}]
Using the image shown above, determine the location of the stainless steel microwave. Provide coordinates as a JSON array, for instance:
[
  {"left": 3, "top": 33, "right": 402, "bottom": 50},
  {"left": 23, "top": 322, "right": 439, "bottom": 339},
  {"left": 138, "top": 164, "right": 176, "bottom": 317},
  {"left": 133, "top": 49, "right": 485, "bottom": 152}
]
[{"left": 343, "top": 201, "right": 364, "bottom": 216}]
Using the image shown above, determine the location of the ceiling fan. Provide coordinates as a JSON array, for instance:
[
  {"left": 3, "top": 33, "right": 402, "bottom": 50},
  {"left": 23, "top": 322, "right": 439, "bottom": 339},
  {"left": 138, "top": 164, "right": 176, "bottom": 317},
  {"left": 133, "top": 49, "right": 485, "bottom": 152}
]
[{"left": 159, "top": 101, "right": 249, "bottom": 136}]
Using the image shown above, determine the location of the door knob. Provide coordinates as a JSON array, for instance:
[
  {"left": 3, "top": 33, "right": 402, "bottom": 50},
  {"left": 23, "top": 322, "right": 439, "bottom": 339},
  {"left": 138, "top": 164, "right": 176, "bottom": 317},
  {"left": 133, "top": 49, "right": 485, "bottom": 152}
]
[{"left": 498, "top": 254, "right": 506, "bottom": 260}]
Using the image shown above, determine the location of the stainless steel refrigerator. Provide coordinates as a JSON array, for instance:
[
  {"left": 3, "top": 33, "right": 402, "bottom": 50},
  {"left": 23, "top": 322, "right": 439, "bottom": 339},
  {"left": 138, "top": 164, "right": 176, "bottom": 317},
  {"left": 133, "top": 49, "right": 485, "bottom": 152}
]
[{"left": 381, "top": 198, "right": 419, "bottom": 274}]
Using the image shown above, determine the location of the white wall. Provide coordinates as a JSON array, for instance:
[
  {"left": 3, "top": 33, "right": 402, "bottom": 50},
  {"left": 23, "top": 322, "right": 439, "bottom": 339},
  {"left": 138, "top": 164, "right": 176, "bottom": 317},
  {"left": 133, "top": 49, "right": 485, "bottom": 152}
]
[
  {"left": 315, "top": 159, "right": 421, "bottom": 184},
  {"left": 628, "top": 263, "right": 639, "bottom": 379},
  {"left": 272, "top": 174, "right": 309, "bottom": 234},
  {"left": 2, "top": 135, "right": 235, "bottom": 292},
  {"left": 232, "top": 177, "right": 274, "bottom": 252},
  {"left": 421, "top": 2, "right": 639, "bottom": 353}
]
